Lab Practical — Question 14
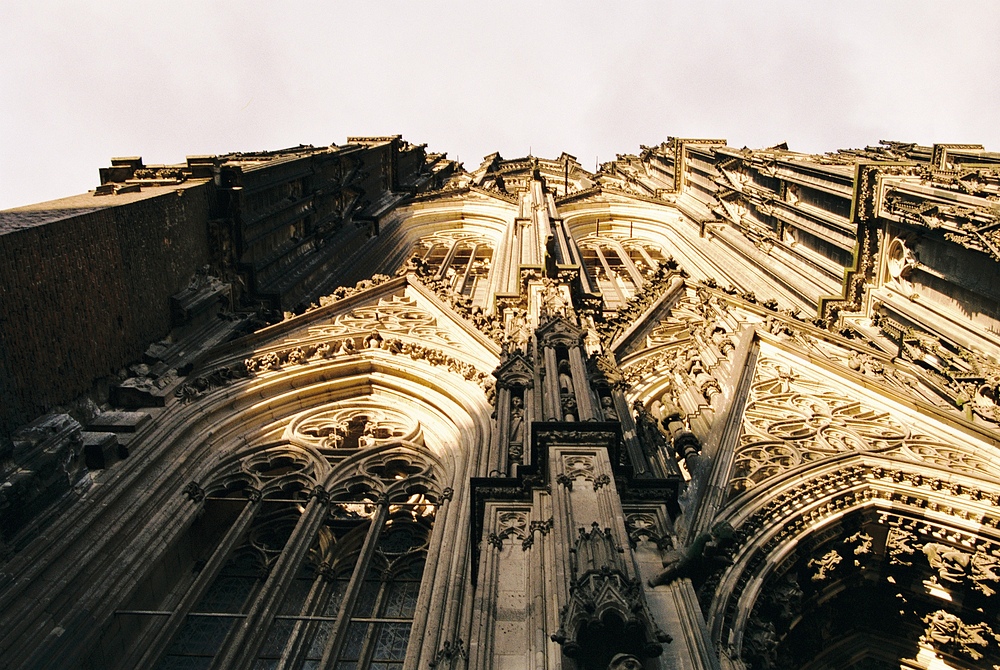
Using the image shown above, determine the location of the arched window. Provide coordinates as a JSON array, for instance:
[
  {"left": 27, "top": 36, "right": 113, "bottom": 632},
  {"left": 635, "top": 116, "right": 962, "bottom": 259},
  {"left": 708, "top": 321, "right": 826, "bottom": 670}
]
[
  {"left": 406, "top": 231, "right": 494, "bottom": 304},
  {"left": 579, "top": 235, "right": 669, "bottom": 311},
  {"left": 94, "top": 434, "right": 443, "bottom": 670}
]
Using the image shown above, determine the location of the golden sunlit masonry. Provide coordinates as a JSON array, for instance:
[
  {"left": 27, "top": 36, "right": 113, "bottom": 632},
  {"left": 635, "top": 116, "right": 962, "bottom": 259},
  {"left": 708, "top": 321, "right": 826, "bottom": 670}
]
[{"left": 2, "top": 137, "right": 1000, "bottom": 669}]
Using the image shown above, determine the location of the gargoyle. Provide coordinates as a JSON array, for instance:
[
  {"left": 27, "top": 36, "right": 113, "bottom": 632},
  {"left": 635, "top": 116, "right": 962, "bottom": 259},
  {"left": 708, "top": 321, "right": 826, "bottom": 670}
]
[{"left": 648, "top": 521, "right": 735, "bottom": 587}]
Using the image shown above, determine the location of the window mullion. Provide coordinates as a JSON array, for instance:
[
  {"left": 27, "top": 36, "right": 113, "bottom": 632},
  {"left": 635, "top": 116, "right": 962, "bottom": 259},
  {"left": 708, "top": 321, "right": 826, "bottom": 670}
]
[
  {"left": 210, "top": 487, "right": 331, "bottom": 670},
  {"left": 614, "top": 244, "right": 645, "bottom": 286},
  {"left": 457, "top": 244, "right": 477, "bottom": 294},
  {"left": 595, "top": 246, "right": 626, "bottom": 306},
  {"left": 135, "top": 490, "right": 262, "bottom": 669},
  {"left": 273, "top": 564, "right": 332, "bottom": 670},
  {"left": 435, "top": 241, "right": 460, "bottom": 281},
  {"left": 316, "top": 499, "right": 390, "bottom": 669}
]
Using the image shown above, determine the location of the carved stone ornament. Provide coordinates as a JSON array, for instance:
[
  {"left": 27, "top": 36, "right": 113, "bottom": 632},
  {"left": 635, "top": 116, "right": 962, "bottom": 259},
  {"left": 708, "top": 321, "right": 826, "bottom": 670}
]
[
  {"left": 562, "top": 455, "right": 596, "bottom": 483},
  {"left": 551, "top": 523, "right": 672, "bottom": 660},
  {"left": 920, "top": 609, "right": 999, "bottom": 661},
  {"left": 730, "top": 357, "right": 1000, "bottom": 495},
  {"left": 806, "top": 549, "right": 842, "bottom": 582},
  {"left": 284, "top": 401, "right": 421, "bottom": 450},
  {"left": 310, "top": 294, "right": 460, "bottom": 347},
  {"left": 489, "top": 511, "right": 529, "bottom": 551}
]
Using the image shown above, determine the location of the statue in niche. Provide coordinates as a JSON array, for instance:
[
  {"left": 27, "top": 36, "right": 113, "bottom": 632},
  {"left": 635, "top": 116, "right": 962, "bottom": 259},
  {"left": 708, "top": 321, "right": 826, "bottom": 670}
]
[
  {"left": 607, "top": 654, "right": 643, "bottom": 670},
  {"left": 363, "top": 331, "right": 383, "bottom": 349},
  {"left": 545, "top": 234, "right": 559, "bottom": 277},
  {"left": 509, "top": 395, "right": 524, "bottom": 443},
  {"left": 601, "top": 396, "right": 619, "bottom": 421},
  {"left": 634, "top": 401, "right": 667, "bottom": 456},
  {"left": 562, "top": 395, "right": 578, "bottom": 422},
  {"left": 541, "top": 280, "right": 568, "bottom": 317},
  {"left": 509, "top": 309, "right": 531, "bottom": 350},
  {"left": 558, "top": 360, "right": 573, "bottom": 394}
]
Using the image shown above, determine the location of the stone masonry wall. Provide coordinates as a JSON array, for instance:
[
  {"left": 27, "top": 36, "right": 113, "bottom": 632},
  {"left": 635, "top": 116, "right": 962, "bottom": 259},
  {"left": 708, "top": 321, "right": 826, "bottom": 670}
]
[{"left": 0, "top": 183, "right": 213, "bottom": 436}]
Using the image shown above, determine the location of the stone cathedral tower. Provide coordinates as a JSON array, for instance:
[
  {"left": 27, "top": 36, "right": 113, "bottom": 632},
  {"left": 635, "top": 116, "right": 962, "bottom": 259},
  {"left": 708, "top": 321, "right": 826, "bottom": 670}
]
[{"left": 2, "top": 136, "right": 1000, "bottom": 670}]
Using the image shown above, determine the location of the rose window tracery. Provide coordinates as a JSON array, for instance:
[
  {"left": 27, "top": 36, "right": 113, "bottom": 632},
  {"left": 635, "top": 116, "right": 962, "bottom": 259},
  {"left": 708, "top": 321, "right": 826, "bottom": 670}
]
[{"left": 287, "top": 402, "right": 422, "bottom": 452}]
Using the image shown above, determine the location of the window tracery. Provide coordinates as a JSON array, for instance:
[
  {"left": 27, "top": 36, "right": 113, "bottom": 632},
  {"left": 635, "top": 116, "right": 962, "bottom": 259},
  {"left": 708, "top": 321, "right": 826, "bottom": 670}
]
[
  {"left": 309, "top": 295, "right": 459, "bottom": 348},
  {"left": 730, "top": 357, "right": 1000, "bottom": 494},
  {"left": 409, "top": 231, "right": 495, "bottom": 302},
  {"left": 578, "top": 235, "right": 666, "bottom": 311},
  {"left": 140, "top": 422, "right": 443, "bottom": 670},
  {"left": 287, "top": 403, "right": 422, "bottom": 454}
]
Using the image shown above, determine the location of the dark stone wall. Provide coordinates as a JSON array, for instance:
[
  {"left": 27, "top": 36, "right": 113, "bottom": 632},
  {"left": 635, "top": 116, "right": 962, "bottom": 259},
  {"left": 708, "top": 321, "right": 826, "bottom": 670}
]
[{"left": 0, "top": 183, "right": 213, "bottom": 435}]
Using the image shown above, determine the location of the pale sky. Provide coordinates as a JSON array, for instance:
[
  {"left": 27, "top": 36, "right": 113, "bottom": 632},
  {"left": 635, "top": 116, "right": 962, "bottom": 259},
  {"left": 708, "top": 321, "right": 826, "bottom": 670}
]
[{"left": 2, "top": 1, "right": 998, "bottom": 210}]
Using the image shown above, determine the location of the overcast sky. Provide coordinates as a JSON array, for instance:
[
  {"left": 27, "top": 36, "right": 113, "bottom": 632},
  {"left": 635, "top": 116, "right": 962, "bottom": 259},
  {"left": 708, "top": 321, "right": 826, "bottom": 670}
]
[{"left": 2, "top": 1, "right": 998, "bottom": 210}]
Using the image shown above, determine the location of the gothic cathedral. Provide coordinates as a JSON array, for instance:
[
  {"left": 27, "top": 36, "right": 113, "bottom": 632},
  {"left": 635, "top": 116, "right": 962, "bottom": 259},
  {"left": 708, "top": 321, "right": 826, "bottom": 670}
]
[{"left": 2, "top": 137, "right": 1000, "bottom": 670}]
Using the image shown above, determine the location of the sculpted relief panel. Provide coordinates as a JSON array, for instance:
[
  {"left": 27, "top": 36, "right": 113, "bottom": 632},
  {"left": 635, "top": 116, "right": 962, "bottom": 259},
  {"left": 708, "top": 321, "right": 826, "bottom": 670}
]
[
  {"left": 730, "top": 357, "right": 1000, "bottom": 495},
  {"left": 309, "top": 295, "right": 460, "bottom": 347}
]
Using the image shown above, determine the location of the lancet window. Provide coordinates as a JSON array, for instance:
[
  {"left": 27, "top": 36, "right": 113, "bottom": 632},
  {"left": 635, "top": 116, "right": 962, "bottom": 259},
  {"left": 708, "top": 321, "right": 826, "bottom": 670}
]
[
  {"left": 578, "top": 236, "right": 667, "bottom": 310},
  {"left": 100, "top": 431, "right": 441, "bottom": 670},
  {"left": 412, "top": 232, "right": 494, "bottom": 301}
]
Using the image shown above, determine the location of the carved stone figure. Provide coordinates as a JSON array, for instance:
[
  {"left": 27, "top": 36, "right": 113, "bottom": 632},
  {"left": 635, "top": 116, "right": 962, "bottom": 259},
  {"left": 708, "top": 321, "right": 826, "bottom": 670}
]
[
  {"left": 648, "top": 521, "right": 735, "bottom": 587},
  {"left": 607, "top": 654, "right": 643, "bottom": 670},
  {"left": 509, "top": 396, "right": 524, "bottom": 443},
  {"left": 600, "top": 396, "right": 619, "bottom": 421},
  {"left": 558, "top": 360, "right": 573, "bottom": 394},
  {"left": 922, "top": 542, "right": 971, "bottom": 584}
]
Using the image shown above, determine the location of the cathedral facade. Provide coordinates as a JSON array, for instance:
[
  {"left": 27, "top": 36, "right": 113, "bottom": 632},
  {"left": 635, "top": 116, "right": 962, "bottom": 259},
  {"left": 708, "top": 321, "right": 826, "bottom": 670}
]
[{"left": 2, "top": 136, "right": 1000, "bottom": 669}]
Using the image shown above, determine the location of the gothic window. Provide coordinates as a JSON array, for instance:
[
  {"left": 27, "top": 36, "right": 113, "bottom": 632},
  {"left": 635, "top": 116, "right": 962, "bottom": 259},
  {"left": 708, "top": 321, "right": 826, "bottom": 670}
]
[
  {"left": 140, "top": 445, "right": 440, "bottom": 670},
  {"left": 579, "top": 237, "right": 664, "bottom": 311},
  {"left": 409, "top": 232, "right": 494, "bottom": 303},
  {"left": 158, "top": 499, "right": 301, "bottom": 670}
]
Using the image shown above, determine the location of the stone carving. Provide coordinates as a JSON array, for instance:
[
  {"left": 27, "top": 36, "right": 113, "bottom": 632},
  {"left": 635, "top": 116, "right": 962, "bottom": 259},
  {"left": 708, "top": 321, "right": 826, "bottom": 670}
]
[
  {"left": 494, "top": 511, "right": 529, "bottom": 547},
  {"left": 246, "top": 336, "right": 495, "bottom": 396},
  {"left": 428, "top": 638, "right": 467, "bottom": 669},
  {"left": 509, "top": 396, "right": 525, "bottom": 444},
  {"left": 552, "top": 522, "right": 671, "bottom": 660},
  {"left": 657, "top": 398, "right": 700, "bottom": 461},
  {"left": 922, "top": 542, "right": 1000, "bottom": 597},
  {"left": 607, "top": 654, "right": 643, "bottom": 670},
  {"left": 182, "top": 481, "right": 206, "bottom": 503},
  {"left": 884, "top": 186, "right": 1000, "bottom": 263},
  {"left": 397, "top": 263, "right": 504, "bottom": 344},
  {"left": 598, "top": 263, "right": 679, "bottom": 346},
  {"left": 741, "top": 619, "right": 778, "bottom": 670},
  {"left": 286, "top": 403, "right": 421, "bottom": 450},
  {"left": 521, "top": 517, "right": 553, "bottom": 550},
  {"left": 885, "top": 236, "right": 918, "bottom": 286},
  {"left": 648, "top": 521, "right": 735, "bottom": 588},
  {"left": 806, "top": 549, "right": 842, "bottom": 581},
  {"left": 920, "top": 610, "right": 998, "bottom": 661},
  {"left": 625, "top": 513, "right": 671, "bottom": 550},
  {"left": 600, "top": 396, "right": 619, "bottom": 421},
  {"left": 633, "top": 401, "right": 669, "bottom": 458},
  {"left": 307, "top": 273, "right": 395, "bottom": 311},
  {"left": 562, "top": 455, "right": 596, "bottom": 483},
  {"left": 311, "top": 294, "right": 459, "bottom": 347},
  {"left": 593, "top": 474, "right": 612, "bottom": 491},
  {"left": 844, "top": 531, "right": 873, "bottom": 556},
  {"left": 760, "top": 572, "right": 802, "bottom": 624},
  {"left": 175, "top": 362, "right": 250, "bottom": 403},
  {"left": 728, "top": 358, "right": 1000, "bottom": 494}
]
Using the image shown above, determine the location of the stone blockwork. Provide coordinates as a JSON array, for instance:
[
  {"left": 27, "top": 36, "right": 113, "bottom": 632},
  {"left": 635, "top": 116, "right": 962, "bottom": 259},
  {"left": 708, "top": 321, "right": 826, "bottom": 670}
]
[
  {"left": 0, "top": 138, "right": 457, "bottom": 439},
  {"left": 0, "top": 182, "right": 214, "bottom": 434}
]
